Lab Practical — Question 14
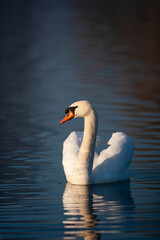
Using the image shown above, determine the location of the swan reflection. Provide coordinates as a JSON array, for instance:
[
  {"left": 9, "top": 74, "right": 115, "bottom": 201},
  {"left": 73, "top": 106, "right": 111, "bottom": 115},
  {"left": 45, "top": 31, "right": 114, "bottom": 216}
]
[{"left": 63, "top": 181, "right": 134, "bottom": 239}]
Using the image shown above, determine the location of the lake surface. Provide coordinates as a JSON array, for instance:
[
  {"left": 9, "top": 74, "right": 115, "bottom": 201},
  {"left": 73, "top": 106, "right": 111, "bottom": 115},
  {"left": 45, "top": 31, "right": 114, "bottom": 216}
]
[{"left": 0, "top": 0, "right": 160, "bottom": 239}]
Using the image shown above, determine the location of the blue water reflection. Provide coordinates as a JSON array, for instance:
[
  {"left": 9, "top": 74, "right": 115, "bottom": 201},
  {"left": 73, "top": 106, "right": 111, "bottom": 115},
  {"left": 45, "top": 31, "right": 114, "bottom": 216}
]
[{"left": 63, "top": 181, "right": 134, "bottom": 239}]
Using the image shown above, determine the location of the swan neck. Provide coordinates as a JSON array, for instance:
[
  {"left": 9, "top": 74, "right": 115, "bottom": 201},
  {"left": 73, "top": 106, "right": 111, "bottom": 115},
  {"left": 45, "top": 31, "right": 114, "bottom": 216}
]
[
  {"left": 82, "top": 112, "right": 98, "bottom": 155},
  {"left": 71, "top": 109, "right": 98, "bottom": 184}
]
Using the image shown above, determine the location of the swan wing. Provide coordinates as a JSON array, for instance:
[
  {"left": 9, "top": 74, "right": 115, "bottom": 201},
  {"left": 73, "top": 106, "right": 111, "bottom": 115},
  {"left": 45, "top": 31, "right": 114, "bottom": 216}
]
[
  {"left": 62, "top": 131, "right": 83, "bottom": 182},
  {"left": 93, "top": 132, "right": 134, "bottom": 184}
]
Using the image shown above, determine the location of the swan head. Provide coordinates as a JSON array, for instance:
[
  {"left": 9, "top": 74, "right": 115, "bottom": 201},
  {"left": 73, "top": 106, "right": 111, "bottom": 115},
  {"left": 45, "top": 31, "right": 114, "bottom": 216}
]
[{"left": 59, "top": 100, "right": 95, "bottom": 125}]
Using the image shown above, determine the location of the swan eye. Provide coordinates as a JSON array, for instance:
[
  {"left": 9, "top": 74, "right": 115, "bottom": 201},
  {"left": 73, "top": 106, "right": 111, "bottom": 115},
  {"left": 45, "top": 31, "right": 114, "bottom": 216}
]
[
  {"left": 65, "top": 106, "right": 78, "bottom": 115},
  {"left": 65, "top": 108, "right": 69, "bottom": 114}
]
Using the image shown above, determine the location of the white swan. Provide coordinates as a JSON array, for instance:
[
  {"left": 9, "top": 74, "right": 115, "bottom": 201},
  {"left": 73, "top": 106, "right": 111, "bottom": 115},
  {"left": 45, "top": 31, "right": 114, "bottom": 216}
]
[{"left": 60, "top": 100, "right": 134, "bottom": 185}]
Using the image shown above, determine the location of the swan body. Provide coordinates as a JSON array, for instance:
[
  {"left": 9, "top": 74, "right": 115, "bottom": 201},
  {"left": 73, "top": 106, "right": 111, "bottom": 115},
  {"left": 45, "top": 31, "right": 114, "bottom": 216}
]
[{"left": 60, "top": 100, "right": 134, "bottom": 185}]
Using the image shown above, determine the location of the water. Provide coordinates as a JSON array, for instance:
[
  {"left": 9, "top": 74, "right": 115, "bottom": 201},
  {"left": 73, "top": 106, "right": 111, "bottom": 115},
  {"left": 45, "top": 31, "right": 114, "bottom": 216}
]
[{"left": 0, "top": 0, "right": 160, "bottom": 239}]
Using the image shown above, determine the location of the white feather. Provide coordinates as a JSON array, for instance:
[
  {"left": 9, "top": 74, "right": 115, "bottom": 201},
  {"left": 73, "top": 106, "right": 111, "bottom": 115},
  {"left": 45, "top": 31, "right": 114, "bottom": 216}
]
[
  {"left": 61, "top": 101, "right": 134, "bottom": 185},
  {"left": 63, "top": 131, "right": 134, "bottom": 184}
]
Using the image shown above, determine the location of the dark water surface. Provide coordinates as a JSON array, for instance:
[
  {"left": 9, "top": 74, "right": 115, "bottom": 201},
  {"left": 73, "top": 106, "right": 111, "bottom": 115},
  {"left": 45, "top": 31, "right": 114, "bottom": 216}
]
[{"left": 0, "top": 0, "right": 160, "bottom": 239}]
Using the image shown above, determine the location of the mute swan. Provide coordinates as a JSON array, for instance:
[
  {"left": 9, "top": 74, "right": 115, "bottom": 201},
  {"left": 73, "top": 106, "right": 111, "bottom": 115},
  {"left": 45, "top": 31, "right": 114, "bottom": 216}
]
[{"left": 60, "top": 100, "right": 134, "bottom": 185}]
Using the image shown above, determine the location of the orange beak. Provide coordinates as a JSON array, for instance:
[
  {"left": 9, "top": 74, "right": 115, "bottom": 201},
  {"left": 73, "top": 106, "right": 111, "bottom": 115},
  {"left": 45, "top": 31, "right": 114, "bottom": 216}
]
[{"left": 59, "top": 109, "right": 74, "bottom": 125}]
